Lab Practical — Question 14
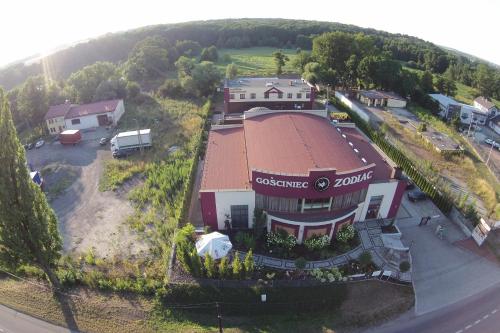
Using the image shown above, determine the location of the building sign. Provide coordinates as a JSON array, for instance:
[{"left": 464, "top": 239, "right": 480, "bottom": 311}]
[{"left": 252, "top": 166, "right": 375, "bottom": 199}]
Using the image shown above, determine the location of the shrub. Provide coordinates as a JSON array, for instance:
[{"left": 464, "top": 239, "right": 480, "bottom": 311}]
[
  {"left": 57, "top": 268, "right": 81, "bottom": 287},
  {"left": 417, "top": 122, "right": 427, "bottom": 132},
  {"left": 304, "top": 235, "right": 330, "bottom": 251},
  {"left": 243, "top": 250, "right": 255, "bottom": 278},
  {"left": 84, "top": 248, "right": 96, "bottom": 265},
  {"left": 190, "top": 249, "right": 203, "bottom": 277},
  {"left": 358, "top": 251, "right": 373, "bottom": 268},
  {"left": 232, "top": 252, "right": 243, "bottom": 279},
  {"left": 235, "top": 232, "right": 256, "bottom": 250},
  {"left": 336, "top": 224, "right": 355, "bottom": 243},
  {"left": 204, "top": 254, "right": 216, "bottom": 278},
  {"left": 399, "top": 261, "right": 411, "bottom": 273},
  {"left": 218, "top": 257, "right": 230, "bottom": 279},
  {"left": 266, "top": 230, "right": 297, "bottom": 251},
  {"left": 294, "top": 257, "right": 307, "bottom": 270}
]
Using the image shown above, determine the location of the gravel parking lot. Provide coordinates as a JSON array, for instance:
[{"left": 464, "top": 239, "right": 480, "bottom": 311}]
[{"left": 26, "top": 128, "right": 149, "bottom": 259}]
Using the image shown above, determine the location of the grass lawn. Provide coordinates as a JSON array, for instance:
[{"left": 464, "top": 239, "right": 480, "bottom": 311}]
[
  {"left": 217, "top": 47, "right": 300, "bottom": 77},
  {"left": 0, "top": 277, "right": 414, "bottom": 333}
]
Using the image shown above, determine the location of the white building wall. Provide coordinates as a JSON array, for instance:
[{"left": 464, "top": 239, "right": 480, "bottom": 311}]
[
  {"left": 46, "top": 116, "right": 66, "bottom": 134},
  {"left": 65, "top": 115, "right": 100, "bottom": 130},
  {"left": 228, "top": 85, "right": 311, "bottom": 103},
  {"left": 335, "top": 91, "right": 371, "bottom": 123},
  {"left": 112, "top": 100, "right": 125, "bottom": 125},
  {"left": 356, "top": 182, "right": 399, "bottom": 221},
  {"left": 214, "top": 190, "right": 255, "bottom": 230}
]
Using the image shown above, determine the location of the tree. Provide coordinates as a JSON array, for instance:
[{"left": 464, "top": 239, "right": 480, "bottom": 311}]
[
  {"left": 272, "top": 50, "right": 289, "bottom": 75},
  {"left": 17, "top": 76, "right": 48, "bottom": 128},
  {"left": 67, "top": 62, "right": 117, "bottom": 103},
  {"left": 125, "top": 36, "right": 170, "bottom": 82},
  {"left": 175, "top": 56, "right": 196, "bottom": 80},
  {"left": 175, "top": 40, "right": 202, "bottom": 57},
  {"left": 204, "top": 254, "right": 216, "bottom": 278},
  {"left": 190, "top": 248, "right": 203, "bottom": 277},
  {"left": 419, "top": 71, "right": 434, "bottom": 93},
  {"left": 225, "top": 63, "right": 238, "bottom": 79},
  {"left": 0, "top": 89, "right": 62, "bottom": 288},
  {"left": 475, "top": 64, "right": 496, "bottom": 98},
  {"left": 358, "top": 250, "right": 372, "bottom": 269},
  {"left": 231, "top": 251, "right": 243, "bottom": 279},
  {"left": 291, "top": 51, "right": 312, "bottom": 72},
  {"left": 218, "top": 256, "right": 229, "bottom": 279},
  {"left": 243, "top": 249, "right": 255, "bottom": 278},
  {"left": 126, "top": 81, "right": 141, "bottom": 101},
  {"left": 185, "top": 61, "right": 222, "bottom": 97},
  {"left": 200, "top": 46, "right": 218, "bottom": 62}
]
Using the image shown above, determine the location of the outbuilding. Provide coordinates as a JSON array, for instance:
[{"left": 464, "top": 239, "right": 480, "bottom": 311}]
[
  {"left": 357, "top": 90, "right": 407, "bottom": 108},
  {"left": 200, "top": 108, "right": 406, "bottom": 243}
]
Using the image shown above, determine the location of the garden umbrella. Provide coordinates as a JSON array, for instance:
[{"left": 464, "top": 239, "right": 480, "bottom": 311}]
[{"left": 195, "top": 232, "right": 232, "bottom": 260}]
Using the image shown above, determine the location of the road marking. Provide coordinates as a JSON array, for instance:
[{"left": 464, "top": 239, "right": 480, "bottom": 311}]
[
  {"left": 455, "top": 330, "right": 463, "bottom": 333},
  {"left": 474, "top": 320, "right": 481, "bottom": 325},
  {"left": 492, "top": 309, "right": 498, "bottom": 314},
  {"left": 483, "top": 314, "right": 489, "bottom": 319},
  {"left": 465, "top": 324, "right": 472, "bottom": 330}
]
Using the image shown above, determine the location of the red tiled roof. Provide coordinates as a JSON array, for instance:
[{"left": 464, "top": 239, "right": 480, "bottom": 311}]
[
  {"left": 201, "top": 127, "right": 250, "bottom": 191},
  {"left": 244, "top": 113, "right": 364, "bottom": 175},
  {"left": 201, "top": 112, "right": 395, "bottom": 191},
  {"left": 44, "top": 103, "right": 73, "bottom": 120},
  {"left": 65, "top": 99, "right": 120, "bottom": 119}
]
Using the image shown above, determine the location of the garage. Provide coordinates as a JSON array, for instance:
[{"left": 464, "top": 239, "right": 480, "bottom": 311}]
[{"left": 97, "top": 114, "right": 109, "bottom": 126}]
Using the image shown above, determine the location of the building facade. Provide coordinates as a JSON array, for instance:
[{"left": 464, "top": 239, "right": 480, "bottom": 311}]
[
  {"left": 45, "top": 99, "right": 125, "bottom": 134},
  {"left": 357, "top": 90, "right": 407, "bottom": 108},
  {"left": 474, "top": 96, "right": 498, "bottom": 117},
  {"left": 200, "top": 109, "right": 405, "bottom": 243},
  {"left": 224, "top": 77, "right": 316, "bottom": 114}
]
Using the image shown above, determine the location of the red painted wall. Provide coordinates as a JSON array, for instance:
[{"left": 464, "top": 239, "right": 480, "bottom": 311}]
[
  {"left": 200, "top": 192, "right": 218, "bottom": 230},
  {"left": 271, "top": 219, "right": 300, "bottom": 238},
  {"left": 387, "top": 180, "right": 406, "bottom": 218}
]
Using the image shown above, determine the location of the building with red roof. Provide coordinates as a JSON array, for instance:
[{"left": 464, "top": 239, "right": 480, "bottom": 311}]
[
  {"left": 44, "top": 99, "right": 125, "bottom": 134},
  {"left": 200, "top": 108, "right": 406, "bottom": 243}
]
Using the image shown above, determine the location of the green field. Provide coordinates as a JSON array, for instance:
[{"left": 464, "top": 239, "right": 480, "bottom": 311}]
[{"left": 217, "top": 47, "right": 299, "bottom": 77}]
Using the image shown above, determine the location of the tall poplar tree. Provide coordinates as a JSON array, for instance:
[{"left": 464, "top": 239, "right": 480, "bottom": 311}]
[{"left": 0, "top": 89, "right": 62, "bottom": 288}]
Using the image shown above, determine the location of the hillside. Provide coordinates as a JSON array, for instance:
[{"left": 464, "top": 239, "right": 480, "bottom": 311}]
[{"left": 0, "top": 18, "right": 448, "bottom": 90}]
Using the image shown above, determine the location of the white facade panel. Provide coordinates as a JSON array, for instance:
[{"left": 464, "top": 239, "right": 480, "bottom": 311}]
[
  {"left": 387, "top": 99, "right": 407, "bottom": 108},
  {"left": 65, "top": 115, "right": 100, "bottom": 130},
  {"left": 357, "top": 182, "right": 398, "bottom": 221},
  {"left": 214, "top": 191, "right": 255, "bottom": 229},
  {"left": 113, "top": 100, "right": 125, "bottom": 125}
]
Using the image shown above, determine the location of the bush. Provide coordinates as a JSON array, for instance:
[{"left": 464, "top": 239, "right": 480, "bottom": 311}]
[
  {"left": 190, "top": 249, "right": 203, "bottom": 277},
  {"left": 304, "top": 235, "right": 330, "bottom": 251},
  {"left": 399, "top": 261, "right": 411, "bottom": 273},
  {"left": 243, "top": 250, "right": 255, "bottom": 278},
  {"left": 294, "top": 257, "right": 307, "bottom": 270},
  {"left": 232, "top": 252, "right": 243, "bottom": 279},
  {"left": 417, "top": 122, "right": 427, "bottom": 132},
  {"left": 218, "top": 257, "right": 230, "bottom": 279},
  {"left": 358, "top": 251, "right": 373, "bottom": 268},
  {"left": 84, "top": 249, "right": 96, "bottom": 265},
  {"left": 235, "top": 232, "right": 256, "bottom": 250},
  {"left": 158, "top": 79, "right": 184, "bottom": 98},
  {"left": 336, "top": 224, "right": 355, "bottom": 243},
  {"left": 266, "top": 229, "right": 297, "bottom": 251},
  {"left": 204, "top": 254, "right": 216, "bottom": 278}
]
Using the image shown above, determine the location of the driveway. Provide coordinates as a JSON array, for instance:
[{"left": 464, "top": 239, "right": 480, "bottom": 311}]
[
  {"left": 26, "top": 128, "right": 148, "bottom": 259},
  {"left": 396, "top": 194, "right": 500, "bottom": 315}
]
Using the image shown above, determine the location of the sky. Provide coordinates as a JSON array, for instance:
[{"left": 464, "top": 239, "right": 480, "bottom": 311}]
[{"left": 2, "top": 0, "right": 499, "bottom": 67}]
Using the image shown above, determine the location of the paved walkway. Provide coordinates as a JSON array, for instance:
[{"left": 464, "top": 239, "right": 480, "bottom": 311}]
[
  {"left": 397, "top": 195, "right": 500, "bottom": 315},
  {"left": 238, "top": 219, "right": 410, "bottom": 281}
]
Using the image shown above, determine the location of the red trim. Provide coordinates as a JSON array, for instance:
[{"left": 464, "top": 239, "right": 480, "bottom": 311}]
[
  {"left": 304, "top": 224, "right": 333, "bottom": 240},
  {"left": 332, "top": 214, "right": 355, "bottom": 235},
  {"left": 200, "top": 192, "right": 218, "bottom": 230},
  {"left": 387, "top": 180, "right": 406, "bottom": 218},
  {"left": 271, "top": 219, "right": 300, "bottom": 238}
]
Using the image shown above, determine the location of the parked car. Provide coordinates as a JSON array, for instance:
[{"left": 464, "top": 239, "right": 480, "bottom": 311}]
[
  {"left": 99, "top": 137, "right": 109, "bottom": 146},
  {"left": 24, "top": 142, "right": 34, "bottom": 150},
  {"left": 112, "top": 149, "right": 131, "bottom": 158},
  {"left": 408, "top": 190, "right": 427, "bottom": 202},
  {"left": 35, "top": 140, "right": 45, "bottom": 149}
]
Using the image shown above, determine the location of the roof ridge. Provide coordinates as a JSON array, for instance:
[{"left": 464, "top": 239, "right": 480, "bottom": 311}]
[{"left": 289, "top": 114, "right": 317, "bottom": 168}]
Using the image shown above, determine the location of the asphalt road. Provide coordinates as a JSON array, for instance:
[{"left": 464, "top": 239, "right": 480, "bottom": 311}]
[
  {"left": 0, "top": 304, "right": 71, "bottom": 333},
  {"left": 367, "top": 281, "right": 500, "bottom": 333}
]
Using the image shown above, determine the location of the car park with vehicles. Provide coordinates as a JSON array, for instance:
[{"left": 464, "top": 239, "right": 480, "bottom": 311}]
[
  {"left": 408, "top": 190, "right": 427, "bottom": 202},
  {"left": 99, "top": 137, "right": 109, "bottom": 145},
  {"left": 35, "top": 140, "right": 45, "bottom": 149}
]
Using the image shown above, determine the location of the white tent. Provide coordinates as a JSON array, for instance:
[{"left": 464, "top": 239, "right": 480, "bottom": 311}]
[{"left": 195, "top": 232, "right": 232, "bottom": 259}]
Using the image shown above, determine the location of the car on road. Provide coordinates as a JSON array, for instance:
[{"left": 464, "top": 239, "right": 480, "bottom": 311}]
[
  {"left": 408, "top": 190, "right": 427, "bottom": 202},
  {"left": 112, "top": 148, "right": 131, "bottom": 158},
  {"left": 35, "top": 140, "right": 45, "bottom": 149},
  {"left": 99, "top": 137, "right": 109, "bottom": 146},
  {"left": 484, "top": 138, "right": 500, "bottom": 148}
]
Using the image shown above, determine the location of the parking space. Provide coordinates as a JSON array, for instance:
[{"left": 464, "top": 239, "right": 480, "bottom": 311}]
[
  {"left": 396, "top": 194, "right": 500, "bottom": 315},
  {"left": 471, "top": 127, "right": 500, "bottom": 179},
  {"left": 26, "top": 128, "right": 149, "bottom": 259}
]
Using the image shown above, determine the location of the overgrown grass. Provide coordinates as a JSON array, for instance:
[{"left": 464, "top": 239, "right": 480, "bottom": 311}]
[
  {"left": 99, "top": 159, "right": 146, "bottom": 191},
  {"left": 217, "top": 47, "right": 299, "bottom": 77}
]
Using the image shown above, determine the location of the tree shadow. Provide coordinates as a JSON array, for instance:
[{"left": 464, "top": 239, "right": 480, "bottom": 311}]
[{"left": 53, "top": 291, "right": 80, "bottom": 332}]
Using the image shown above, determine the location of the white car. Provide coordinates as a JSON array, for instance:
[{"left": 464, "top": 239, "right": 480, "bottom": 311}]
[{"left": 35, "top": 140, "right": 45, "bottom": 149}]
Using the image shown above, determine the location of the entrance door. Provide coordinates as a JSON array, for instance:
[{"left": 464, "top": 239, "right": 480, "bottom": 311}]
[
  {"left": 365, "top": 195, "right": 384, "bottom": 220},
  {"left": 97, "top": 114, "right": 108, "bottom": 126},
  {"left": 230, "top": 205, "right": 249, "bottom": 229}
]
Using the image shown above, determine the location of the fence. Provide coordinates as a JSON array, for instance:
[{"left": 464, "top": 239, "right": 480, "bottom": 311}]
[{"left": 332, "top": 96, "right": 453, "bottom": 214}]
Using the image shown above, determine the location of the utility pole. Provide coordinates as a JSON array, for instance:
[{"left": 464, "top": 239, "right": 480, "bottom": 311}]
[
  {"left": 216, "top": 302, "right": 223, "bottom": 333},
  {"left": 133, "top": 118, "right": 143, "bottom": 155},
  {"left": 466, "top": 118, "right": 474, "bottom": 138}
]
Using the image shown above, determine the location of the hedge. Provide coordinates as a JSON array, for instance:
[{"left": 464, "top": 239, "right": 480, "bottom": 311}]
[{"left": 332, "top": 98, "right": 453, "bottom": 214}]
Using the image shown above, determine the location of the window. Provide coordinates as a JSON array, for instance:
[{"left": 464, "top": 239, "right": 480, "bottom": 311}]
[
  {"left": 287, "top": 93, "right": 293, "bottom": 99},
  {"left": 297, "top": 93, "right": 302, "bottom": 99},
  {"left": 71, "top": 119, "right": 81, "bottom": 125},
  {"left": 230, "top": 205, "right": 248, "bottom": 229},
  {"left": 264, "top": 92, "right": 269, "bottom": 99},
  {"left": 50, "top": 127, "right": 55, "bottom": 133},
  {"left": 306, "top": 92, "right": 311, "bottom": 99},
  {"left": 302, "top": 197, "right": 331, "bottom": 211},
  {"left": 229, "top": 94, "right": 235, "bottom": 100},
  {"left": 365, "top": 195, "right": 384, "bottom": 220},
  {"left": 278, "top": 92, "right": 283, "bottom": 99},
  {"left": 239, "top": 93, "right": 245, "bottom": 99},
  {"left": 250, "top": 93, "right": 256, "bottom": 99}
]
